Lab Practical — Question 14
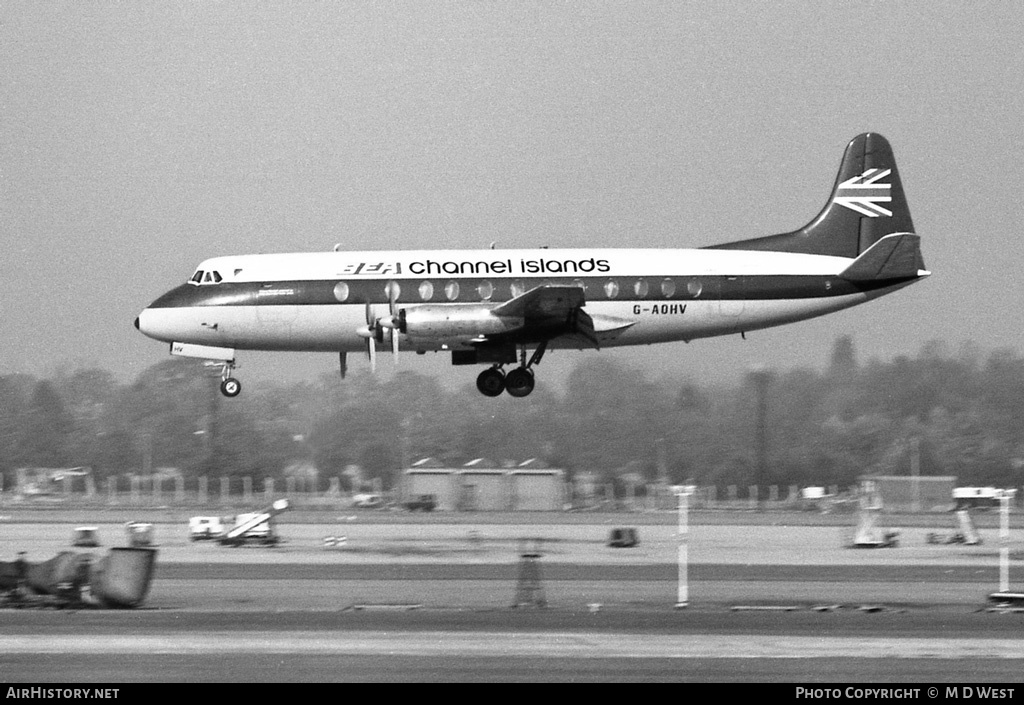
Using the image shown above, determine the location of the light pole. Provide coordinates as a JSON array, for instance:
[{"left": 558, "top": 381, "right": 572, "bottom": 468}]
[{"left": 747, "top": 368, "right": 773, "bottom": 510}]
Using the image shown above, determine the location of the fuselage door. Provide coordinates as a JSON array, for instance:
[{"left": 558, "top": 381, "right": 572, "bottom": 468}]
[{"left": 718, "top": 276, "right": 746, "bottom": 318}]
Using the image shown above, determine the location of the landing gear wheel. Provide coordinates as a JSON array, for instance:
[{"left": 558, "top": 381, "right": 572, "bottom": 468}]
[
  {"left": 504, "top": 367, "right": 535, "bottom": 398},
  {"left": 220, "top": 378, "right": 242, "bottom": 397},
  {"left": 476, "top": 368, "right": 506, "bottom": 397}
]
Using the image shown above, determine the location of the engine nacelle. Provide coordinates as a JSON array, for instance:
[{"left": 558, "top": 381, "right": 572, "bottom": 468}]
[{"left": 398, "top": 304, "right": 523, "bottom": 342}]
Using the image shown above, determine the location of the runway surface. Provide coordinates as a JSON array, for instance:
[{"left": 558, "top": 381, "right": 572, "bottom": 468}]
[{"left": 1, "top": 513, "right": 1022, "bottom": 682}]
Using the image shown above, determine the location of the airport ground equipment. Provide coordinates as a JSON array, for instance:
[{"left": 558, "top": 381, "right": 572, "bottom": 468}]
[
  {"left": 90, "top": 547, "right": 157, "bottom": 608},
  {"left": 607, "top": 527, "right": 640, "bottom": 547},
  {"left": 926, "top": 509, "right": 981, "bottom": 545},
  {"left": 125, "top": 521, "right": 155, "bottom": 547},
  {"left": 511, "top": 538, "right": 546, "bottom": 609},
  {"left": 849, "top": 480, "right": 899, "bottom": 548},
  {"left": 218, "top": 498, "right": 290, "bottom": 547},
  {"left": 0, "top": 547, "right": 156, "bottom": 609},
  {"left": 72, "top": 526, "right": 100, "bottom": 547},
  {"left": 188, "top": 516, "right": 225, "bottom": 541},
  {"left": 953, "top": 486, "right": 1002, "bottom": 511}
]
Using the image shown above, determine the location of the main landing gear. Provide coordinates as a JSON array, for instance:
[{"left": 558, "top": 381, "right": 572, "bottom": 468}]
[{"left": 475, "top": 343, "right": 546, "bottom": 398}]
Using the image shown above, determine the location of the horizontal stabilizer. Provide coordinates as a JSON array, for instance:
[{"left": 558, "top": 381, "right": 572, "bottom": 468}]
[{"left": 839, "top": 233, "right": 925, "bottom": 281}]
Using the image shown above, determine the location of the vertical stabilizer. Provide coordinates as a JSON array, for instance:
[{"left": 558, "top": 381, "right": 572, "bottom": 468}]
[{"left": 708, "top": 133, "right": 918, "bottom": 259}]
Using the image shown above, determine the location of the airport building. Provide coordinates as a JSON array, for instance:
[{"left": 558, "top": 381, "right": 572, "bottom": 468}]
[{"left": 404, "top": 458, "right": 565, "bottom": 511}]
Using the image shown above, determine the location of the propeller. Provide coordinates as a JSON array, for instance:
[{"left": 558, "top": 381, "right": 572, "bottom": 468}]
[
  {"left": 356, "top": 281, "right": 402, "bottom": 373},
  {"left": 385, "top": 281, "right": 400, "bottom": 361},
  {"left": 356, "top": 301, "right": 382, "bottom": 373}
]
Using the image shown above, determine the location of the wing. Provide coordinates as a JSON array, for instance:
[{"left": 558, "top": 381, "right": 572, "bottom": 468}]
[
  {"left": 492, "top": 285, "right": 584, "bottom": 318},
  {"left": 485, "top": 285, "right": 633, "bottom": 349}
]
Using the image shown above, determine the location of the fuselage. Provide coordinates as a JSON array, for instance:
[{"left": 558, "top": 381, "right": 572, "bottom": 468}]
[
  {"left": 136, "top": 246, "right": 920, "bottom": 354},
  {"left": 134, "top": 134, "right": 929, "bottom": 399}
]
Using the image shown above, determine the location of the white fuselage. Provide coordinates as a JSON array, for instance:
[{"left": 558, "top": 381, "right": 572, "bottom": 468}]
[{"left": 136, "top": 247, "right": 916, "bottom": 356}]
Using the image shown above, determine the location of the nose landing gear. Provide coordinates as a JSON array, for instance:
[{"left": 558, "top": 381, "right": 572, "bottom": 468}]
[
  {"left": 220, "top": 377, "right": 242, "bottom": 398},
  {"left": 214, "top": 360, "right": 242, "bottom": 398}
]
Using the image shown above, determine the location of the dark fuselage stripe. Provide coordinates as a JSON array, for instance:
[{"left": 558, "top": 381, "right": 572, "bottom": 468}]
[{"left": 147, "top": 275, "right": 912, "bottom": 310}]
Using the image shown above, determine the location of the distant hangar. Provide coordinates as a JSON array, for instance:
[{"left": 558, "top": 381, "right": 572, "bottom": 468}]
[{"left": 404, "top": 458, "right": 565, "bottom": 511}]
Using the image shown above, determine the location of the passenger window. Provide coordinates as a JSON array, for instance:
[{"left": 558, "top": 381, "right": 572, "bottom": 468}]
[
  {"left": 604, "top": 280, "right": 619, "bottom": 299},
  {"left": 661, "top": 278, "right": 676, "bottom": 298},
  {"left": 634, "top": 279, "right": 649, "bottom": 297},
  {"left": 687, "top": 279, "right": 703, "bottom": 297},
  {"left": 418, "top": 281, "right": 434, "bottom": 301},
  {"left": 385, "top": 281, "right": 400, "bottom": 302},
  {"left": 445, "top": 281, "right": 460, "bottom": 301},
  {"left": 477, "top": 281, "right": 493, "bottom": 300},
  {"left": 333, "top": 282, "right": 350, "bottom": 302},
  {"left": 572, "top": 278, "right": 587, "bottom": 293},
  {"left": 510, "top": 280, "right": 525, "bottom": 297}
]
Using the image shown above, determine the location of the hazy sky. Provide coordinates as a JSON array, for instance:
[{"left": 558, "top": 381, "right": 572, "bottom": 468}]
[{"left": 2, "top": 1, "right": 1023, "bottom": 391}]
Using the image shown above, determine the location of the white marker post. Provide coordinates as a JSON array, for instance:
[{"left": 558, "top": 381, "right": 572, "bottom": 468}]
[
  {"left": 999, "top": 490, "right": 1010, "bottom": 594},
  {"left": 672, "top": 485, "right": 693, "bottom": 609}
]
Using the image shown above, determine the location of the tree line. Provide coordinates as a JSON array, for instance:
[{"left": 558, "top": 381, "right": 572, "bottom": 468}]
[{"left": 1, "top": 337, "right": 1022, "bottom": 493}]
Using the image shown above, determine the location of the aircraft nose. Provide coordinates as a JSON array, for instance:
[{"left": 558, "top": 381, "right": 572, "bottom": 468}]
[{"left": 135, "top": 308, "right": 159, "bottom": 339}]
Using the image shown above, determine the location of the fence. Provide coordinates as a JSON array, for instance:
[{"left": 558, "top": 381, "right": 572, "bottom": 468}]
[{"left": 2, "top": 475, "right": 1020, "bottom": 512}]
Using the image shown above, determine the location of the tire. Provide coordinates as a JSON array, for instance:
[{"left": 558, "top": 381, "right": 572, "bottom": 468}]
[
  {"left": 504, "top": 367, "right": 535, "bottom": 397},
  {"left": 220, "top": 378, "right": 242, "bottom": 397},
  {"left": 476, "top": 368, "right": 505, "bottom": 397}
]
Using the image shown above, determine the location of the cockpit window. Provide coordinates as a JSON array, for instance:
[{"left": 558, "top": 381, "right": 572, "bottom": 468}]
[{"left": 190, "top": 269, "right": 222, "bottom": 285}]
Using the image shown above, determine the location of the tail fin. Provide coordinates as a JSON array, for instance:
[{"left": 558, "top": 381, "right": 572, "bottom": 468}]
[{"left": 707, "top": 133, "right": 920, "bottom": 261}]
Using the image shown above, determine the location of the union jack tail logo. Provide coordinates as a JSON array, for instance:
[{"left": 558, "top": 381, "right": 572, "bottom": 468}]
[{"left": 833, "top": 168, "right": 892, "bottom": 217}]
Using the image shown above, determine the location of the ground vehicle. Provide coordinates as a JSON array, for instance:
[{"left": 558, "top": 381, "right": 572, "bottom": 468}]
[
  {"left": 353, "top": 493, "right": 385, "bottom": 508},
  {"left": 953, "top": 487, "right": 1002, "bottom": 510},
  {"left": 403, "top": 494, "right": 437, "bottom": 512},
  {"left": 188, "top": 516, "right": 225, "bottom": 541},
  {"left": 216, "top": 499, "right": 290, "bottom": 547}
]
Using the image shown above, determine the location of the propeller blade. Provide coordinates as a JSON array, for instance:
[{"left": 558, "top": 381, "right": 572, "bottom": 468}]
[
  {"left": 384, "top": 282, "right": 400, "bottom": 363},
  {"left": 366, "top": 336, "right": 376, "bottom": 374},
  {"left": 386, "top": 281, "right": 399, "bottom": 316}
]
